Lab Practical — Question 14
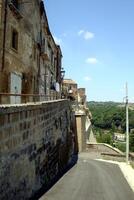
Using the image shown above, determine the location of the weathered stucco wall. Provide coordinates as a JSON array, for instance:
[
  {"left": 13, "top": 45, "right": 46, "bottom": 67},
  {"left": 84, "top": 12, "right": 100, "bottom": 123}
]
[
  {"left": 0, "top": 1, "right": 62, "bottom": 104},
  {"left": 0, "top": 1, "right": 41, "bottom": 103},
  {"left": 3, "top": 0, "right": 40, "bottom": 74},
  {"left": 0, "top": 100, "right": 74, "bottom": 199},
  {"left": 75, "top": 114, "right": 86, "bottom": 152}
]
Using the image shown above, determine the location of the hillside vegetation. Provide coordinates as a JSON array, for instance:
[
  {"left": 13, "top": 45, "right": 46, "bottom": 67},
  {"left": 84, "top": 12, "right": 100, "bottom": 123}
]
[{"left": 88, "top": 101, "right": 134, "bottom": 152}]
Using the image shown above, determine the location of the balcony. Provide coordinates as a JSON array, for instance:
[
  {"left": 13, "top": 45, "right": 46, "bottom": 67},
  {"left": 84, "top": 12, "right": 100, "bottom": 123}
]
[
  {"left": 8, "top": 1, "right": 23, "bottom": 20},
  {"left": 40, "top": 46, "right": 50, "bottom": 61}
]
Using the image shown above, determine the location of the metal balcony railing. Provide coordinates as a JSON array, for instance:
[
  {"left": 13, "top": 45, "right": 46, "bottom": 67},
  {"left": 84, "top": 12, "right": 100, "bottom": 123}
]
[
  {"left": 0, "top": 92, "right": 63, "bottom": 104},
  {"left": 8, "top": 0, "right": 23, "bottom": 19}
]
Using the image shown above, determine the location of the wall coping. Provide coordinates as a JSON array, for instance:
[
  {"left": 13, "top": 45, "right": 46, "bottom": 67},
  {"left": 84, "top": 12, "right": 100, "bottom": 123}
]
[
  {"left": 86, "top": 142, "right": 124, "bottom": 155},
  {"left": 0, "top": 99, "right": 69, "bottom": 114}
]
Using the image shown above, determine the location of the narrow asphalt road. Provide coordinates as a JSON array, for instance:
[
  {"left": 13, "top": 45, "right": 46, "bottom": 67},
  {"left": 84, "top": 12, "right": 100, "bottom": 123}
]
[{"left": 39, "top": 153, "right": 134, "bottom": 200}]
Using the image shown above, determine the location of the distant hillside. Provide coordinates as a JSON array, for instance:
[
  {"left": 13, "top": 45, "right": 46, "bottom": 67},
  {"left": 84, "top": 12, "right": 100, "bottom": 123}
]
[
  {"left": 87, "top": 101, "right": 134, "bottom": 152},
  {"left": 88, "top": 101, "right": 134, "bottom": 107},
  {"left": 88, "top": 101, "right": 123, "bottom": 106},
  {"left": 88, "top": 101, "right": 126, "bottom": 131}
]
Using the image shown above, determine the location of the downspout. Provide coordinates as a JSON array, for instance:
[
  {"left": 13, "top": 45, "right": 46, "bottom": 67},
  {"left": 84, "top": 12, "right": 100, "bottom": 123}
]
[
  {"left": 37, "top": 31, "right": 41, "bottom": 100},
  {"left": 37, "top": 1, "right": 43, "bottom": 98},
  {"left": 1, "top": 0, "right": 8, "bottom": 71}
]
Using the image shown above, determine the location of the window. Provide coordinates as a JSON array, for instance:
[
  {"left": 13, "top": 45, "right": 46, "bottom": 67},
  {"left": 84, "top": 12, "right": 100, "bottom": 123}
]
[
  {"left": 42, "top": 38, "right": 45, "bottom": 49},
  {"left": 9, "top": 0, "right": 22, "bottom": 19},
  {"left": 12, "top": 29, "right": 18, "bottom": 50},
  {"left": 33, "top": 44, "right": 36, "bottom": 60},
  {"left": 11, "top": 0, "right": 19, "bottom": 9},
  {"left": 51, "top": 51, "right": 54, "bottom": 65}
]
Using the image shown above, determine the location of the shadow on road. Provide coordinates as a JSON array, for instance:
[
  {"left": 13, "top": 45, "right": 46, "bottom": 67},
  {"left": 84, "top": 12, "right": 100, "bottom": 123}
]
[{"left": 30, "top": 154, "right": 78, "bottom": 200}]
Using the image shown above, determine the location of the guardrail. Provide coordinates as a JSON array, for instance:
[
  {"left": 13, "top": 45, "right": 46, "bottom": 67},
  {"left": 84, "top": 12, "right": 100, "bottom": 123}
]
[{"left": 0, "top": 92, "right": 62, "bottom": 104}]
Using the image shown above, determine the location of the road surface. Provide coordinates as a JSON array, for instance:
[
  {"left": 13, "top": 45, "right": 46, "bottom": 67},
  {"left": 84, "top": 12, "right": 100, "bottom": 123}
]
[{"left": 39, "top": 153, "right": 134, "bottom": 200}]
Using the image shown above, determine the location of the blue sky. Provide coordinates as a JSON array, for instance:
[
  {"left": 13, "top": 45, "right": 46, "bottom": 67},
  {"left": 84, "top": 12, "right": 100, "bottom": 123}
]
[{"left": 44, "top": 0, "right": 134, "bottom": 102}]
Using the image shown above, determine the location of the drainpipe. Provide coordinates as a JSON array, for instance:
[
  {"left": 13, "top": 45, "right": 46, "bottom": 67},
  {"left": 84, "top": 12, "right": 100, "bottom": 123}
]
[
  {"left": 37, "top": 1, "right": 43, "bottom": 99},
  {"left": 1, "top": 0, "right": 8, "bottom": 71}
]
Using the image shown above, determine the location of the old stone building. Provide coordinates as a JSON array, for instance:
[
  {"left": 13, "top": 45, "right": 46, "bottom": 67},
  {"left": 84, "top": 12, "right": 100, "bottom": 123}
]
[
  {"left": 62, "top": 79, "right": 78, "bottom": 100},
  {"left": 77, "top": 88, "right": 87, "bottom": 106},
  {"left": 0, "top": 0, "right": 62, "bottom": 104}
]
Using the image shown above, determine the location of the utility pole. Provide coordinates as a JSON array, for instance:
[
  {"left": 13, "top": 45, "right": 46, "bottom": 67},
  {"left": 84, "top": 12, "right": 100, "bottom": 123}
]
[{"left": 125, "top": 82, "right": 129, "bottom": 164}]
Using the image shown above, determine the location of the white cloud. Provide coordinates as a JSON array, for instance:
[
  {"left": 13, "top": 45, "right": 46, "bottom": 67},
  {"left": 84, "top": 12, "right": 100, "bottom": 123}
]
[
  {"left": 84, "top": 31, "right": 94, "bottom": 40},
  {"left": 78, "top": 30, "right": 94, "bottom": 40},
  {"left": 84, "top": 76, "right": 92, "bottom": 81},
  {"left": 53, "top": 36, "right": 62, "bottom": 45},
  {"left": 78, "top": 30, "right": 84, "bottom": 36},
  {"left": 86, "top": 57, "right": 98, "bottom": 64}
]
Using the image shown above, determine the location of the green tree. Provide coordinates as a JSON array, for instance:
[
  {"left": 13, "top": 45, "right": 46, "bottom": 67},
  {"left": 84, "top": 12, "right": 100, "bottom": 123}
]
[{"left": 96, "top": 132, "right": 112, "bottom": 145}]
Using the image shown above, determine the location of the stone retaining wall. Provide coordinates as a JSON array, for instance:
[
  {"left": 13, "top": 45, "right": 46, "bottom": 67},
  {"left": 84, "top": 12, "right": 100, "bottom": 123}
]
[
  {"left": 0, "top": 100, "right": 74, "bottom": 199},
  {"left": 86, "top": 143, "right": 123, "bottom": 155}
]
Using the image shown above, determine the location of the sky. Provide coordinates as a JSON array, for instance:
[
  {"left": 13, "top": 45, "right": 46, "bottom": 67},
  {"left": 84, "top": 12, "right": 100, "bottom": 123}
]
[{"left": 44, "top": 0, "right": 134, "bottom": 102}]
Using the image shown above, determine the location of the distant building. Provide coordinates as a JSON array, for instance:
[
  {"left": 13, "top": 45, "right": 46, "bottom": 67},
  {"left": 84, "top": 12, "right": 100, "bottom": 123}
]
[
  {"left": 62, "top": 79, "right": 78, "bottom": 100},
  {"left": 114, "top": 133, "right": 125, "bottom": 142},
  {"left": 0, "top": 0, "right": 62, "bottom": 104},
  {"left": 77, "top": 88, "right": 87, "bottom": 106},
  {"left": 62, "top": 78, "right": 92, "bottom": 147}
]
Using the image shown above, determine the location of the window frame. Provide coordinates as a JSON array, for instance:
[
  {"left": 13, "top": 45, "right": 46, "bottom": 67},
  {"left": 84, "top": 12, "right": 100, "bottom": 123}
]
[{"left": 11, "top": 27, "right": 19, "bottom": 52}]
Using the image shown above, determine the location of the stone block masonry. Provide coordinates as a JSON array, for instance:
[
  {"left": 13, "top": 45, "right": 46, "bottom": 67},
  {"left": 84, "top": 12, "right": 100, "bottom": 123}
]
[{"left": 0, "top": 100, "right": 74, "bottom": 200}]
